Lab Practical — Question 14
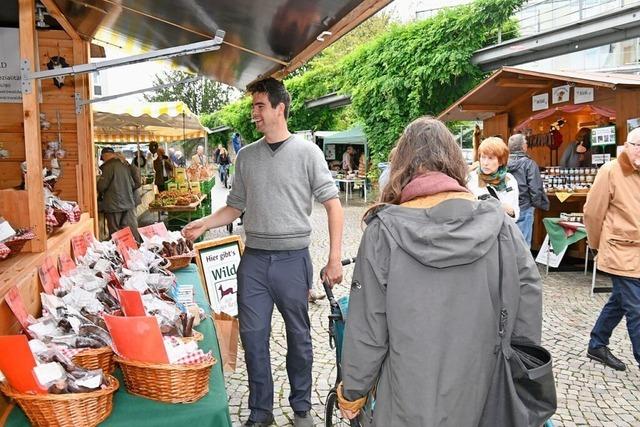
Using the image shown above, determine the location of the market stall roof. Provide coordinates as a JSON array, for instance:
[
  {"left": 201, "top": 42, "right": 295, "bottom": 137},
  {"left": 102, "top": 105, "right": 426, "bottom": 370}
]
[
  {"left": 438, "top": 66, "right": 640, "bottom": 122},
  {"left": 323, "top": 125, "right": 366, "bottom": 145},
  {"left": 41, "top": 0, "right": 392, "bottom": 89},
  {"left": 93, "top": 101, "right": 207, "bottom": 143}
]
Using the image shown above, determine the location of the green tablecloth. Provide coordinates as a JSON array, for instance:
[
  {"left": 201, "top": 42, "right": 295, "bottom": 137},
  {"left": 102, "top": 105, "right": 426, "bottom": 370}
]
[
  {"left": 7, "top": 265, "right": 232, "bottom": 427},
  {"left": 542, "top": 217, "right": 588, "bottom": 254}
]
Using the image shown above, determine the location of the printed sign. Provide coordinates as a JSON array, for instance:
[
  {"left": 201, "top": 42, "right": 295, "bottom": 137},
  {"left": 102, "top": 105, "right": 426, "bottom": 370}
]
[
  {"left": 627, "top": 118, "right": 640, "bottom": 135},
  {"left": 574, "top": 87, "right": 594, "bottom": 104},
  {"left": 0, "top": 28, "right": 22, "bottom": 103},
  {"left": 195, "top": 236, "right": 243, "bottom": 316},
  {"left": 532, "top": 93, "right": 549, "bottom": 111},
  {"left": 591, "top": 154, "right": 611, "bottom": 165},
  {"left": 552, "top": 85, "right": 570, "bottom": 104},
  {"left": 535, "top": 235, "right": 567, "bottom": 268},
  {"left": 591, "top": 126, "right": 616, "bottom": 147},
  {"left": 324, "top": 144, "right": 336, "bottom": 161}
]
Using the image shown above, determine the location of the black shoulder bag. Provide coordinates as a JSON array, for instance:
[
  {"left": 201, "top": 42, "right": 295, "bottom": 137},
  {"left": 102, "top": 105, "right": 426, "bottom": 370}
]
[{"left": 479, "top": 237, "right": 557, "bottom": 427}]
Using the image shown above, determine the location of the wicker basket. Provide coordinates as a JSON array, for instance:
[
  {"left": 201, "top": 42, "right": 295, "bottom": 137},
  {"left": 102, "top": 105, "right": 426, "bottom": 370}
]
[
  {"left": 114, "top": 356, "right": 215, "bottom": 403},
  {"left": 165, "top": 254, "right": 193, "bottom": 271},
  {"left": 72, "top": 347, "right": 115, "bottom": 375},
  {"left": 0, "top": 374, "right": 119, "bottom": 427}
]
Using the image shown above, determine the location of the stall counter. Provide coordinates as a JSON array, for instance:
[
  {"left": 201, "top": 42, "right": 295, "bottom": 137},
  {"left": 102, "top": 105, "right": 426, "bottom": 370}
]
[{"left": 5, "top": 264, "right": 232, "bottom": 427}]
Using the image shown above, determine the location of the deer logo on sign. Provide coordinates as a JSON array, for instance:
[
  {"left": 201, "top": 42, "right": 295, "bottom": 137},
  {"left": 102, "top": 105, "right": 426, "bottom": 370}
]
[{"left": 218, "top": 284, "right": 236, "bottom": 298}]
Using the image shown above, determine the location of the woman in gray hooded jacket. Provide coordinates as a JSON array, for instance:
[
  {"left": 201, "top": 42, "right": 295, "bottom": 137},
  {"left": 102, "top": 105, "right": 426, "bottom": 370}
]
[{"left": 337, "top": 117, "right": 543, "bottom": 426}]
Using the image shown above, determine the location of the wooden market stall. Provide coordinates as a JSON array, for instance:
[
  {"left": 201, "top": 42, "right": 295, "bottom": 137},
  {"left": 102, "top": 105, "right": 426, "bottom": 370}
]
[
  {"left": 439, "top": 66, "right": 640, "bottom": 255},
  {"left": 0, "top": 0, "right": 97, "bottom": 330},
  {"left": 0, "top": 0, "right": 393, "bottom": 422},
  {"left": 93, "top": 101, "right": 211, "bottom": 238}
]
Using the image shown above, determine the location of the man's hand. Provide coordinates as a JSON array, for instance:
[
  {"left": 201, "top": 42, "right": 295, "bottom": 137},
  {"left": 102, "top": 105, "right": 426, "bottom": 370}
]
[
  {"left": 340, "top": 408, "right": 360, "bottom": 420},
  {"left": 322, "top": 258, "right": 343, "bottom": 288},
  {"left": 182, "top": 218, "right": 208, "bottom": 241}
]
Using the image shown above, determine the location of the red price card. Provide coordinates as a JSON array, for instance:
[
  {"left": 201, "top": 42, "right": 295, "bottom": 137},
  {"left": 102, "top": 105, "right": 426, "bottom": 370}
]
[
  {"left": 0, "top": 335, "right": 47, "bottom": 394},
  {"left": 117, "top": 242, "right": 131, "bottom": 268},
  {"left": 83, "top": 231, "right": 95, "bottom": 246},
  {"left": 112, "top": 227, "right": 138, "bottom": 251},
  {"left": 71, "top": 235, "right": 88, "bottom": 260},
  {"left": 104, "top": 315, "right": 169, "bottom": 364},
  {"left": 4, "top": 285, "right": 32, "bottom": 332},
  {"left": 117, "top": 289, "right": 146, "bottom": 316},
  {"left": 58, "top": 253, "right": 76, "bottom": 276},
  {"left": 38, "top": 256, "right": 60, "bottom": 294},
  {"left": 138, "top": 222, "right": 168, "bottom": 240}
]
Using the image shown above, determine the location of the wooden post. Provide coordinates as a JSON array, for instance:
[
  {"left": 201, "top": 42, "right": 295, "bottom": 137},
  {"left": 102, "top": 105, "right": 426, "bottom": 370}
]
[
  {"left": 19, "top": 0, "right": 46, "bottom": 252},
  {"left": 73, "top": 38, "right": 99, "bottom": 237}
]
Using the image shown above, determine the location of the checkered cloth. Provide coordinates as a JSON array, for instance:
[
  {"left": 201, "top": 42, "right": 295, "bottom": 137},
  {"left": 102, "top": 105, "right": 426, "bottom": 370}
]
[
  {"left": 164, "top": 336, "right": 214, "bottom": 365},
  {"left": 67, "top": 203, "right": 81, "bottom": 223},
  {"left": 0, "top": 243, "right": 10, "bottom": 260},
  {"left": 45, "top": 206, "right": 59, "bottom": 227},
  {"left": 8, "top": 229, "right": 36, "bottom": 241},
  {"left": 175, "top": 349, "right": 214, "bottom": 365},
  {"left": 58, "top": 347, "right": 85, "bottom": 359}
]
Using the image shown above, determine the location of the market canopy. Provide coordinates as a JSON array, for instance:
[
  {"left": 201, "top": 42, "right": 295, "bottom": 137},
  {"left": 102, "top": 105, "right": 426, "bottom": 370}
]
[
  {"left": 93, "top": 101, "right": 207, "bottom": 143},
  {"left": 438, "top": 66, "right": 640, "bottom": 122},
  {"left": 323, "top": 125, "right": 367, "bottom": 145},
  {"left": 34, "top": 0, "right": 392, "bottom": 89}
]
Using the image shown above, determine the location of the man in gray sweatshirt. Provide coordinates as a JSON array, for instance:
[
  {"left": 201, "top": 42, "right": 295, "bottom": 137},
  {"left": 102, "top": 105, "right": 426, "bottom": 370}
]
[{"left": 183, "top": 78, "right": 344, "bottom": 427}]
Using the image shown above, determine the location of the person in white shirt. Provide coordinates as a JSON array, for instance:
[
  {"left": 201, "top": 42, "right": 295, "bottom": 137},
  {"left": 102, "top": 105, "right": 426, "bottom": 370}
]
[
  {"left": 342, "top": 146, "right": 354, "bottom": 172},
  {"left": 467, "top": 137, "right": 520, "bottom": 221}
]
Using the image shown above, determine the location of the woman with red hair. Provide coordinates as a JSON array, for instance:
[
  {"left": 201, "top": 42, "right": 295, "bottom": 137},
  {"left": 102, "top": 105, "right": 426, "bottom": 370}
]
[{"left": 467, "top": 137, "right": 520, "bottom": 220}]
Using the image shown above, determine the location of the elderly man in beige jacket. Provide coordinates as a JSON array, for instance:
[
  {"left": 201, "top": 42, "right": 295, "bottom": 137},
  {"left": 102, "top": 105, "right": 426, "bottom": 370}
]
[
  {"left": 191, "top": 145, "right": 208, "bottom": 167},
  {"left": 584, "top": 127, "right": 640, "bottom": 371}
]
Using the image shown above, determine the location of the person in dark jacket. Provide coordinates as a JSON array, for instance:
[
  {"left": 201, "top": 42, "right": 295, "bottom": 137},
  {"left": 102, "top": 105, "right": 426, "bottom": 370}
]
[
  {"left": 153, "top": 147, "right": 174, "bottom": 192},
  {"left": 97, "top": 147, "right": 139, "bottom": 239},
  {"left": 507, "top": 134, "right": 550, "bottom": 247},
  {"left": 337, "top": 117, "right": 542, "bottom": 426}
]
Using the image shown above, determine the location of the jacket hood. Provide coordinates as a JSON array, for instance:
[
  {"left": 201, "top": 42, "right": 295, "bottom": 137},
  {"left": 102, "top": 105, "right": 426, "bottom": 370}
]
[
  {"left": 375, "top": 197, "right": 505, "bottom": 268},
  {"left": 508, "top": 152, "right": 528, "bottom": 170}
]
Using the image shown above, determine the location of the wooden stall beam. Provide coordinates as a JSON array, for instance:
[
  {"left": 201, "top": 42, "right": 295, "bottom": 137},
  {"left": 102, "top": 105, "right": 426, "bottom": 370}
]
[
  {"left": 506, "top": 88, "right": 541, "bottom": 110},
  {"left": 495, "top": 78, "right": 550, "bottom": 89},
  {"left": 19, "top": 0, "right": 46, "bottom": 252},
  {"left": 459, "top": 104, "right": 507, "bottom": 112},
  {"left": 40, "top": 0, "right": 81, "bottom": 41}
]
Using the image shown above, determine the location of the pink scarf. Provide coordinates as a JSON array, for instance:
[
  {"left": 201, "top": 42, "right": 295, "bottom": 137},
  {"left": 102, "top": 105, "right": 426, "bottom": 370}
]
[{"left": 400, "top": 172, "right": 470, "bottom": 204}]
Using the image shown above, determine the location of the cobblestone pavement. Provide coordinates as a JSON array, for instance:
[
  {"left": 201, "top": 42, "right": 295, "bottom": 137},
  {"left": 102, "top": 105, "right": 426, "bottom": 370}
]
[{"left": 205, "top": 181, "right": 640, "bottom": 426}]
